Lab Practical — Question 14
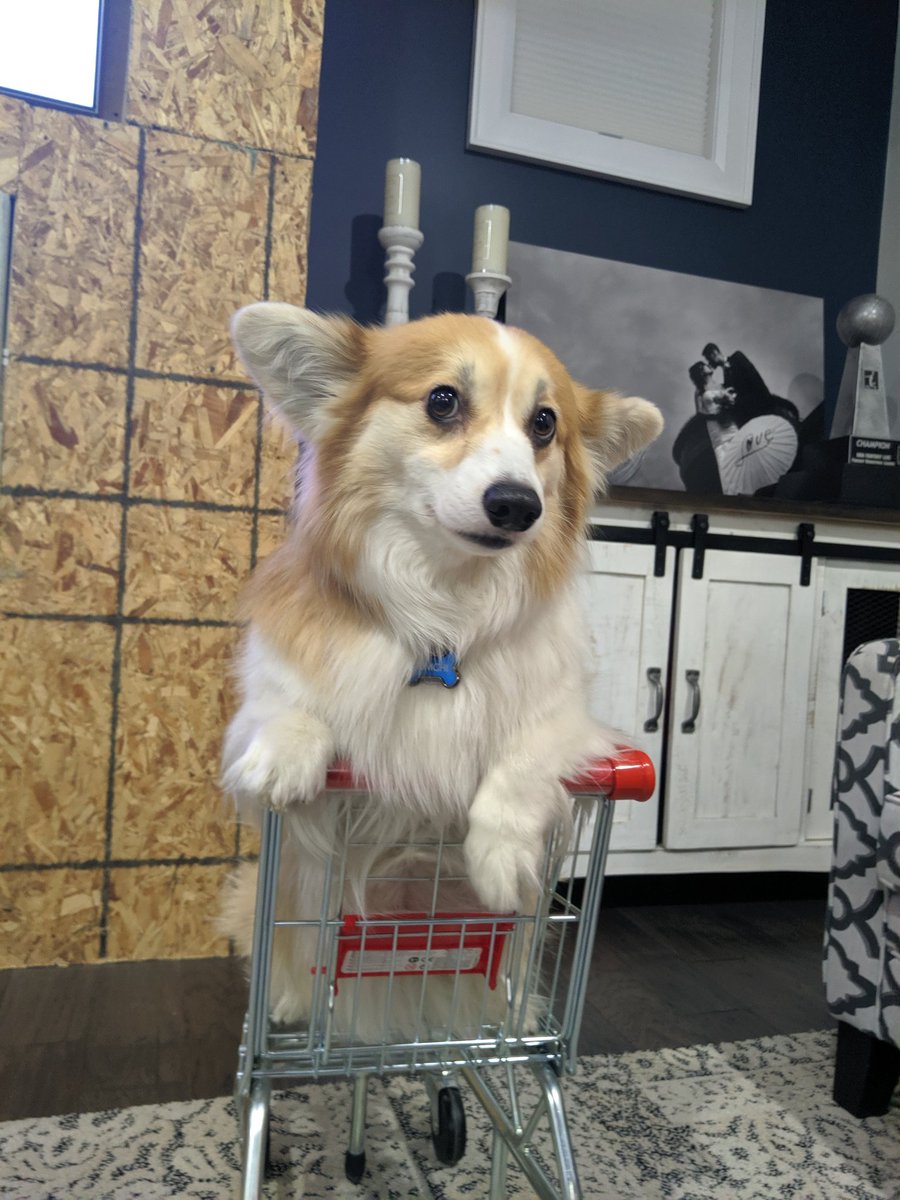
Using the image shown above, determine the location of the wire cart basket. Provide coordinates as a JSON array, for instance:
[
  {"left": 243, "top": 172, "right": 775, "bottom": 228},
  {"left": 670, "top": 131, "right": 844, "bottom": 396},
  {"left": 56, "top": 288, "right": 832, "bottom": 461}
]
[{"left": 235, "top": 748, "right": 655, "bottom": 1199}]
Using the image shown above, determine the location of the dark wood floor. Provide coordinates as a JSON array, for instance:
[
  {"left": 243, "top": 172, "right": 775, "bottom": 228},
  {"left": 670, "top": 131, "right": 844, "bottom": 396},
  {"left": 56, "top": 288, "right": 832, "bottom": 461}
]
[{"left": 0, "top": 875, "right": 832, "bottom": 1122}]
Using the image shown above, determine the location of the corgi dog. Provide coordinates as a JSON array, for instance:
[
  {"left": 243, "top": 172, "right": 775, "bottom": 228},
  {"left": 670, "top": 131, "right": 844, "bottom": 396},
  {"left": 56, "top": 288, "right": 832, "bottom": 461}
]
[{"left": 221, "top": 306, "right": 662, "bottom": 1030}]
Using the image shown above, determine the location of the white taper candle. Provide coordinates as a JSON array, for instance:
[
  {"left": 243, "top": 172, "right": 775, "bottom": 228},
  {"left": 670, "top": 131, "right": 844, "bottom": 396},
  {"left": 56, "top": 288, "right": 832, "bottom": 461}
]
[
  {"left": 471, "top": 204, "right": 509, "bottom": 274},
  {"left": 383, "top": 158, "right": 421, "bottom": 229}
]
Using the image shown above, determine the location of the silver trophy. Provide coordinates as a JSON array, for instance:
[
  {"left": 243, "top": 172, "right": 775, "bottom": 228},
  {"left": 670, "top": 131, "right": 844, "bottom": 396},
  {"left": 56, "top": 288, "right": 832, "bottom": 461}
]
[{"left": 830, "top": 294, "right": 898, "bottom": 468}]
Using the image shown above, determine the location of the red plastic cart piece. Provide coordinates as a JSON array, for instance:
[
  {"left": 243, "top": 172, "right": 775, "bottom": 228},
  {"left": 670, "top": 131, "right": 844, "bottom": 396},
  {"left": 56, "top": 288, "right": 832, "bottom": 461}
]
[
  {"left": 332, "top": 912, "right": 515, "bottom": 992},
  {"left": 325, "top": 762, "right": 367, "bottom": 791},
  {"left": 563, "top": 748, "right": 655, "bottom": 802}
]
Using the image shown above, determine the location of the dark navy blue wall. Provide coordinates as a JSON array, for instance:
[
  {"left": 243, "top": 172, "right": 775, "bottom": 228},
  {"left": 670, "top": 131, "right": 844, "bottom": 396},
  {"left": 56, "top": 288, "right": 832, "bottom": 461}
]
[{"left": 306, "top": 0, "right": 897, "bottom": 407}]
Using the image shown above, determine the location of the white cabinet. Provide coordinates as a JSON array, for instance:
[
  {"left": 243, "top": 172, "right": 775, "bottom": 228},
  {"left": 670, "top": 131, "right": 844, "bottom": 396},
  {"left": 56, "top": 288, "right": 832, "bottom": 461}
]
[
  {"left": 663, "top": 550, "right": 815, "bottom": 849},
  {"left": 583, "top": 514, "right": 900, "bottom": 873},
  {"left": 582, "top": 541, "right": 673, "bottom": 850},
  {"left": 580, "top": 525, "right": 890, "bottom": 874}
]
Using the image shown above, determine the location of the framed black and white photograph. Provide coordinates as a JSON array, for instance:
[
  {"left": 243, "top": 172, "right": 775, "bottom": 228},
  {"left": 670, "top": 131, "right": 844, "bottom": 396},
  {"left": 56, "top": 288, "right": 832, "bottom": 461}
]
[{"left": 506, "top": 242, "right": 825, "bottom": 501}]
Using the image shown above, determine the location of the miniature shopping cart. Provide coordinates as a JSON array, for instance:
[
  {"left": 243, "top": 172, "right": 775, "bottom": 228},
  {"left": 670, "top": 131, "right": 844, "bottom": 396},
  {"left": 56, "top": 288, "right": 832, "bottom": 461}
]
[{"left": 235, "top": 749, "right": 655, "bottom": 1200}]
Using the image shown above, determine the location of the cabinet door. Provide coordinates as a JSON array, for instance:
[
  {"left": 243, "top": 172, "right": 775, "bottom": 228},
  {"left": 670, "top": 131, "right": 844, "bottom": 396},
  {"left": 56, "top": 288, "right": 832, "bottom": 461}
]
[
  {"left": 664, "top": 549, "right": 815, "bottom": 850},
  {"left": 581, "top": 540, "right": 672, "bottom": 850}
]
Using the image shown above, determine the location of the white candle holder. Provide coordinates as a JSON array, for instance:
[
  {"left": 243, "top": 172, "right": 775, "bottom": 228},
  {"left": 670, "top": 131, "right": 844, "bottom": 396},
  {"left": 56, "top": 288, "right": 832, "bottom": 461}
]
[
  {"left": 378, "top": 224, "right": 424, "bottom": 327},
  {"left": 466, "top": 270, "right": 511, "bottom": 319}
]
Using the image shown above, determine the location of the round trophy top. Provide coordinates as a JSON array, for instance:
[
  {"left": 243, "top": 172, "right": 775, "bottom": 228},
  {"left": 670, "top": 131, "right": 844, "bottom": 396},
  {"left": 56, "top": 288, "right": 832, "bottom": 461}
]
[{"left": 836, "top": 294, "right": 896, "bottom": 347}]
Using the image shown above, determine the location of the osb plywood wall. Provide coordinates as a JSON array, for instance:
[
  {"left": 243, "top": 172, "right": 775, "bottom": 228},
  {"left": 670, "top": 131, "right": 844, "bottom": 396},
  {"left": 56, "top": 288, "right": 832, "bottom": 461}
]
[{"left": 0, "top": 1, "right": 323, "bottom": 968}]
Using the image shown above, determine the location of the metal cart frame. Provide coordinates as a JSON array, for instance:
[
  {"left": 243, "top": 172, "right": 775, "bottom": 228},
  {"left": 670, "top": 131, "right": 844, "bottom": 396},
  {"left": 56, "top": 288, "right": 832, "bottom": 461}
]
[{"left": 234, "top": 751, "right": 654, "bottom": 1199}]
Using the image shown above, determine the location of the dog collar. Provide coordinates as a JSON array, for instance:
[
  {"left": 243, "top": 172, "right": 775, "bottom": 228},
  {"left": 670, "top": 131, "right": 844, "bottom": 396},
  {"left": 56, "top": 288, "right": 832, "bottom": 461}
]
[{"left": 409, "top": 650, "right": 460, "bottom": 688}]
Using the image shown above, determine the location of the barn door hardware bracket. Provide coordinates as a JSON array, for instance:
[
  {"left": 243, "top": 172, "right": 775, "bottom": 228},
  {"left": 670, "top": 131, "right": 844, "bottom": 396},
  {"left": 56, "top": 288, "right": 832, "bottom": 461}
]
[
  {"left": 691, "top": 513, "right": 709, "bottom": 579},
  {"left": 651, "top": 511, "right": 670, "bottom": 576},
  {"left": 797, "top": 522, "right": 815, "bottom": 587}
]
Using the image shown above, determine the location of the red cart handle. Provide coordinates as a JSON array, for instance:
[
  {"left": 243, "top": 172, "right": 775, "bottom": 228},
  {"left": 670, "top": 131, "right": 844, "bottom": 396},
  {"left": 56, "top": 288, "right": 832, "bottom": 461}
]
[
  {"left": 325, "top": 748, "right": 654, "bottom": 804},
  {"left": 562, "top": 748, "right": 655, "bottom": 802}
]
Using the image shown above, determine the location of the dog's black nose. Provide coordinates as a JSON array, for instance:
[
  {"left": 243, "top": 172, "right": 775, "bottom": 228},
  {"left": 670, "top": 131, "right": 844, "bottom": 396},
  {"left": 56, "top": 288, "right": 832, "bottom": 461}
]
[{"left": 483, "top": 483, "right": 542, "bottom": 532}]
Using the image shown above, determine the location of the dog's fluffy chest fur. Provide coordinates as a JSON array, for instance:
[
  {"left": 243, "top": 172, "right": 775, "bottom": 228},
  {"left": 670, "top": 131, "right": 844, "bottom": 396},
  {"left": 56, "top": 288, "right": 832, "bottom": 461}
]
[{"left": 234, "top": 575, "right": 587, "bottom": 816}]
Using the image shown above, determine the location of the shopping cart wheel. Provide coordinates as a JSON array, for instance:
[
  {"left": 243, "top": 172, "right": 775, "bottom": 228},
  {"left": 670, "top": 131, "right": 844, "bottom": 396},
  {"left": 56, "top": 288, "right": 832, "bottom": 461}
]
[
  {"left": 345, "top": 1149, "right": 366, "bottom": 1184},
  {"left": 431, "top": 1086, "right": 466, "bottom": 1166}
]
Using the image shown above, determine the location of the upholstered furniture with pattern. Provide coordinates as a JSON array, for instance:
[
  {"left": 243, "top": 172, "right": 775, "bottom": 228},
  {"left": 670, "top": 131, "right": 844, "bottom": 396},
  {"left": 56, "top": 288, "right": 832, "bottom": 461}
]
[{"left": 823, "top": 637, "right": 900, "bottom": 1117}]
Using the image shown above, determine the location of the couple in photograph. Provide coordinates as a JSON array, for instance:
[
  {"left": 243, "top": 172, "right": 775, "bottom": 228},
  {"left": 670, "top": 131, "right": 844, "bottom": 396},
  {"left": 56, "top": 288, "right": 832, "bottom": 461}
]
[{"left": 673, "top": 343, "right": 800, "bottom": 496}]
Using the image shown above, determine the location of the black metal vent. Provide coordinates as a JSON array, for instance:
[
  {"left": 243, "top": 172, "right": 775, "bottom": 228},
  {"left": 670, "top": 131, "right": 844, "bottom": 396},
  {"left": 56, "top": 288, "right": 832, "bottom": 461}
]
[{"left": 842, "top": 588, "right": 900, "bottom": 664}]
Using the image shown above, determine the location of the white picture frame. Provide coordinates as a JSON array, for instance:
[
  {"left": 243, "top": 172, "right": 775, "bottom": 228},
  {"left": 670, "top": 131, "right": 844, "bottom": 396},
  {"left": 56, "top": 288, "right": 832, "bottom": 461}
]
[{"left": 468, "top": 0, "right": 767, "bottom": 207}]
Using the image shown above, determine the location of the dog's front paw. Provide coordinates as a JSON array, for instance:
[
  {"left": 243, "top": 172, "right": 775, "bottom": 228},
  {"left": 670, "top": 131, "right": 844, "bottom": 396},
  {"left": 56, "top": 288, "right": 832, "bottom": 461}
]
[
  {"left": 222, "top": 716, "right": 332, "bottom": 810},
  {"left": 463, "top": 824, "right": 527, "bottom": 911}
]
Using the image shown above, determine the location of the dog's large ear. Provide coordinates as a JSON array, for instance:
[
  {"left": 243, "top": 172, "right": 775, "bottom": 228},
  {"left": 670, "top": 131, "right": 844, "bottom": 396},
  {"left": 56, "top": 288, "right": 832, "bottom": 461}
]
[
  {"left": 575, "top": 385, "right": 663, "bottom": 477},
  {"left": 230, "top": 303, "right": 365, "bottom": 439}
]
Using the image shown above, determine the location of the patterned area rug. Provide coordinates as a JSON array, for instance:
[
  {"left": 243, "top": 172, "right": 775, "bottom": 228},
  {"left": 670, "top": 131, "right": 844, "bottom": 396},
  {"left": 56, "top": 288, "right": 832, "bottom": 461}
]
[{"left": 2, "top": 1030, "right": 898, "bottom": 1199}]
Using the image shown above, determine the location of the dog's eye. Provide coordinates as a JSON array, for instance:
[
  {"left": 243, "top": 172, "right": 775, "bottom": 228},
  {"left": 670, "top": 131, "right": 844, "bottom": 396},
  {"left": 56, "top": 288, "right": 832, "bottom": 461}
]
[
  {"left": 427, "top": 385, "right": 460, "bottom": 423},
  {"left": 532, "top": 407, "right": 557, "bottom": 444}
]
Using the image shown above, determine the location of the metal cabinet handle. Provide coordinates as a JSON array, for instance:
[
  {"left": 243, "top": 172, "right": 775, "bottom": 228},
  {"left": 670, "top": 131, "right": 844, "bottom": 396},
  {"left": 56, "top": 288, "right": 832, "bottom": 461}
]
[
  {"left": 681, "top": 669, "right": 701, "bottom": 733},
  {"left": 643, "top": 667, "right": 664, "bottom": 733}
]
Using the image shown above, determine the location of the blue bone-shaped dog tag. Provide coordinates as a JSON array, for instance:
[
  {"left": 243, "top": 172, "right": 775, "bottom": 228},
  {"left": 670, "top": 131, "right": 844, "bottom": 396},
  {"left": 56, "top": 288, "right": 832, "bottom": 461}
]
[{"left": 409, "top": 650, "right": 460, "bottom": 688}]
